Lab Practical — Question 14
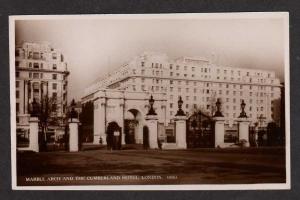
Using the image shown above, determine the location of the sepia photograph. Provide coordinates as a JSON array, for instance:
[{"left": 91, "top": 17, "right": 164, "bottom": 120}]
[{"left": 9, "top": 13, "right": 290, "bottom": 190}]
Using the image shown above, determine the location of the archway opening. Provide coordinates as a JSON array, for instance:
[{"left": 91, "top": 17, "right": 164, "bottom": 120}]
[
  {"left": 106, "top": 121, "right": 121, "bottom": 150},
  {"left": 124, "top": 109, "right": 143, "bottom": 144}
]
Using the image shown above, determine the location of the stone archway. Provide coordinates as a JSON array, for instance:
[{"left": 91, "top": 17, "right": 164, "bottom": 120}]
[{"left": 106, "top": 121, "right": 121, "bottom": 150}]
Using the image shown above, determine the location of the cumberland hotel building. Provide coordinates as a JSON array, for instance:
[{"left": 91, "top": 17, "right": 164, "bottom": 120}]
[
  {"left": 84, "top": 52, "right": 282, "bottom": 127},
  {"left": 15, "top": 42, "right": 69, "bottom": 139}
]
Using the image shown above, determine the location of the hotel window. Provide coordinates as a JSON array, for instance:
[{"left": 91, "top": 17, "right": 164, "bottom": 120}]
[
  {"left": 233, "top": 98, "right": 236, "bottom": 103},
  {"left": 217, "top": 69, "right": 220, "bottom": 74},
  {"left": 52, "top": 53, "right": 57, "bottom": 59},
  {"left": 186, "top": 81, "right": 189, "bottom": 85},
  {"left": 16, "top": 90, "right": 20, "bottom": 99},
  {"left": 247, "top": 72, "right": 249, "bottom": 76},
  {"left": 52, "top": 83, "right": 57, "bottom": 90},
  {"left": 250, "top": 99, "right": 253, "bottom": 103},
  {"left": 176, "top": 65, "right": 179, "bottom": 70},
  {"left": 186, "top": 104, "right": 189, "bottom": 109},
  {"left": 206, "top": 89, "right": 209, "bottom": 94},
  {"left": 192, "top": 67, "right": 195, "bottom": 71},
  {"left": 204, "top": 68, "right": 207, "bottom": 73},
  {"left": 52, "top": 74, "right": 57, "bottom": 80},
  {"left": 226, "top": 91, "right": 229, "bottom": 95},
  {"left": 240, "top": 85, "right": 243, "bottom": 89},
  {"left": 52, "top": 92, "right": 57, "bottom": 100},
  {"left": 141, "top": 62, "right": 145, "bottom": 67},
  {"left": 28, "top": 72, "right": 32, "bottom": 78},
  {"left": 194, "top": 96, "right": 197, "bottom": 100},
  {"left": 170, "top": 103, "right": 173, "bottom": 108},
  {"left": 155, "top": 63, "right": 158, "bottom": 68},
  {"left": 156, "top": 71, "right": 159, "bottom": 76},
  {"left": 33, "top": 73, "right": 39, "bottom": 79},
  {"left": 224, "top": 70, "right": 227, "bottom": 74},
  {"left": 151, "top": 63, "right": 154, "bottom": 68},
  {"left": 142, "top": 78, "right": 145, "bottom": 83},
  {"left": 226, "top": 84, "right": 229, "bottom": 88},
  {"left": 15, "top": 61, "right": 20, "bottom": 67},
  {"left": 176, "top": 73, "right": 179, "bottom": 77},
  {"left": 271, "top": 93, "right": 274, "bottom": 98},
  {"left": 170, "top": 80, "right": 173, "bottom": 84},
  {"left": 141, "top": 70, "right": 145, "bottom": 75},
  {"left": 240, "top": 91, "right": 243, "bottom": 96},
  {"left": 219, "top": 83, "right": 222, "bottom": 87},
  {"left": 178, "top": 81, "right": 181, "bottom": 85},
  {"left": 133, "top": 69, "right": 136, "bottom": 74},
  {"left": 53, "top": 64, "right": 57, "bottom": 70},
  {"left": 170, "top": 64, "right": 173, "bottom": 69},
  {"left": 233, "top": 91, "right": 236, "bottom": 95},
  {"left": 193, "top": 82, "right": 196, "bottom": 86},
  {"left": 219, "top": 90, "right": 222, "bottom": 95},
  {"left": 170, "top": 95, "right": 173, "bottom": 100},
  {"left": 226, "top": 105, "right": 229, "bottom": 109},
  {"left": 233, "top": 106, "right": 236, "bottom": 110},
  {"left": 16, "top": 81, "right": 19, "bottom": 88},
  {"left": 184, "top": 74, "right": 187, "bottom": 77},
  {"left": 186, "top": 96, "right": 189, "bottom": 100},
  {"left": 29, "top": 63, "right": 32, "bottom": 68},
  {"left": 261, "top": 107, "right": 263, "bottom": 111},
  {"left": 40, "top": 73, "right": 43, "bottom": 79},
  {"left": 233, "top": 84, "right": 236, "bottom": 89},
  {"left": 194, "top": 104, "right": 197, "bottom": 109},
  {"left": 170, "top": 72, "right": 173, "bottom": 76},
  {"left": 206, "top": 105, "right": 210, "bottom": 109},
  {"left": 249, "top": 106, "right": 252, "bottom": 111},
  {"left": 226, "top": 98, "right": 229, "bottom": 102},
  {"left": 170, "top": 111, "right": 173, "bottom": 116},
  {"left": 184, "top": 66, "right": 187, "bottom": 70},
  {"left": 206, "top": 97, "right": 210, "bottom": 101},
  {"left": 186, "top": 88, "right": 189, "bottom": 93},
  {"left": 16, "top": 103, "right": 19, "bottom": 113},
  {"left": 141, "top": 85, "right": 145, "bottom": 90},
  {"left": 194, "top": 88, "right": 197, "bottom": 93},
  {"left": 250, "top": 92, "right": 252, "bottom": 96},
  {"left": 133, "top": 86, "right": 136, "bottom": 91}
]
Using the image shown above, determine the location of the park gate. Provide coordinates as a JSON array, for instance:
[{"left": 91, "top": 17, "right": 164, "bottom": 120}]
[{"left": 186, "top": 112, "right": 215, "bottom": 148}]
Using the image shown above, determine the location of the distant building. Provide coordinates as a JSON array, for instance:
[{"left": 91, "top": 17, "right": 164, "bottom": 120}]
[
  {"left": 82, "top": 52, "right": 282, "bottom": 145},
  {"left": 15, "top": 42, "right": 69, "bottom": 142}
]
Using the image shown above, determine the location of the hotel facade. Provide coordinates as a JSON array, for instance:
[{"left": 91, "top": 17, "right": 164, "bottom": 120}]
[
  {"left": 15, "top": 42, "right": 69, "bottom": 142},
  {"left": 82, "top": 52, "right": 282, "bottom": 146}
]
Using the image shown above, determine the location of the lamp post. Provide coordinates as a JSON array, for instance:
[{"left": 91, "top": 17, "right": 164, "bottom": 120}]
[
  {"left": 146, "top": 95, "right": 157, "bottom": 115},
  {"left": 213, "top": 98, "right": 224, "bottom": 117},
  {"left": 238, "top": 99, "right": 247, "bottom": 118},
  {"left": 175, "top": 96, "right": 185, "bottom": 116}
]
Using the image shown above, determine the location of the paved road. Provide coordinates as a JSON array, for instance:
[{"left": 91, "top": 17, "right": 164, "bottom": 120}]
[{"left": 17, "top": 148, "right": 286, "bottom": 186}]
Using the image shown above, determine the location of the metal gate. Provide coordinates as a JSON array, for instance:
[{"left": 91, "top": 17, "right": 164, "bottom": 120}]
[{"left": 186, "top": 111, "right": 215, "bottom": 148}]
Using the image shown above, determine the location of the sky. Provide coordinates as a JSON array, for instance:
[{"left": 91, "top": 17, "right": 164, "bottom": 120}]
[{"left": 15, "top": 14, "right": 287, "bottom": 101}]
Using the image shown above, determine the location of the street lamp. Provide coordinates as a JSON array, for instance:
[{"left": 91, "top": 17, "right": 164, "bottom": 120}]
[
  {"left": 147, "top": 95, "right": 157, "bottom": 115},
  {"left": 213, "top": 98, "right": 224, "bottom": 117},
  {"left": 175, "top": 96, "right": 185, "bottom": 116},
  {"left": 238, "top": 99, "right": 248, "bottom": 118}
]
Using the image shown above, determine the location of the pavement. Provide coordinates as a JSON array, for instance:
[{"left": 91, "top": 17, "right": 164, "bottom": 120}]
[{"left": 16, "top": 147, "right": 286, "bottom": 186}]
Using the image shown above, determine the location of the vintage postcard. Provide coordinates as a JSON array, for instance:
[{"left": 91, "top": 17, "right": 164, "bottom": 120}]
[{"left": 9, "top": 13, "right": 290, "bottom": 190}]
